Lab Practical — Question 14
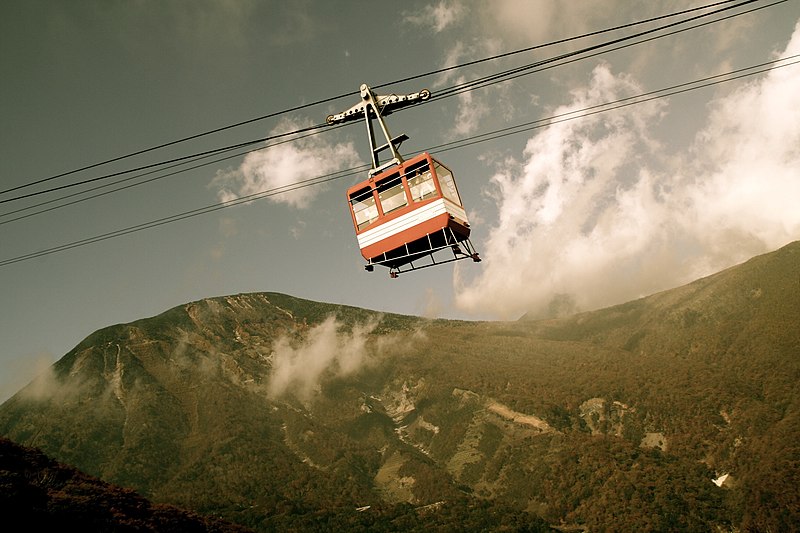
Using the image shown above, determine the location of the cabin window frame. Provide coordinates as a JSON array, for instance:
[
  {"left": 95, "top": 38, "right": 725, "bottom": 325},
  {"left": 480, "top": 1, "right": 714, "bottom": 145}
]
[
  {"left": 405, "top": 159, "right": 438, "bottom": 203},
  {"left": 349, "top": 187, "right": 379, "bottom": 231},
  {"left": 433, "top": 160, "right": 462, "bottom": 207},
  {"left": 375, "top": 171, "right": 409, "bottom": 215}
]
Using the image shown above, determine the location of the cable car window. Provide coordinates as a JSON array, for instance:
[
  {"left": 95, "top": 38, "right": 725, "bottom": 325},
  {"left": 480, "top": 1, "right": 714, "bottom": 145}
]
[
  {"left": 349, "top": 187, "right": 378, "bottom": 230},
  {"left": 434, "top": 161, "right": 462, "bottom": 206},
  {"left": 376, "top": 173, "right": 408, "bottom": 215},
  {"left": 408, "top": 169, "right": 438, "bottom": 202}
]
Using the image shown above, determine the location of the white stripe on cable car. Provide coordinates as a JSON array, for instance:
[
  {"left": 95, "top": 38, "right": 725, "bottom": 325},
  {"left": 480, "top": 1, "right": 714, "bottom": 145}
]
[{"left": 357, "top": 198, "right": 468, "bottom": 250}]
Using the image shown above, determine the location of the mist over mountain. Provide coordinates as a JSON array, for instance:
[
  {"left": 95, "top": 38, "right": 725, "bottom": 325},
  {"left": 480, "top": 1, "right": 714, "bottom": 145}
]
[{"left": 1, "top": 241, "right": 798, "bottom": 531}]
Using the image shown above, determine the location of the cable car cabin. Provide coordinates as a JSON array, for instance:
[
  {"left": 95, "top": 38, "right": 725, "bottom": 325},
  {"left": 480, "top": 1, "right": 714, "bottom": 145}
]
[
  {"left": 330, "top": 83, "right": 480, "bottom": 277},
  {"left": 347, "top": 152, "right": 480, "bottom": 276}
]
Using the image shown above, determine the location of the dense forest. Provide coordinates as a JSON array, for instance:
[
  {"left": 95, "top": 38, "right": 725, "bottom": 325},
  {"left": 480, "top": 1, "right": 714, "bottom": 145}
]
[{"left": 0, "top": 436, "right": 554, "bottom": 532}]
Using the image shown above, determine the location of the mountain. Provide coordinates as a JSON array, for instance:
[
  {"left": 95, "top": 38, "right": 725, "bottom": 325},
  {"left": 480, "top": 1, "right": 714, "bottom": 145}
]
[{"left": 1, "top": 241, "right": 798, "bottom": 531}]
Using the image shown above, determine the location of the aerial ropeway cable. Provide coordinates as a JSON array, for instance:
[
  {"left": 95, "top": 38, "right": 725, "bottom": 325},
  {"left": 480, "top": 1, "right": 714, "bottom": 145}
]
[
  {"left": 0, "top": 0, "right": 767, "bottom": 202},
  {"left": 0, "top": 0, "right": 793, "bottom": 268},
  {"left": 1, "top": 54, "right": 797, "bottom": 268},
  {"left": 2, "top": 0, "right": 776, "bottom": 213}
]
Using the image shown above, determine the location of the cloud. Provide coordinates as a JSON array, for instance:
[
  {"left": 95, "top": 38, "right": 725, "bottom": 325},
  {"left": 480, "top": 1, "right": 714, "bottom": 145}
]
[
  {"left": 12, "top": 349, "right": 123, "bottom": 406},
  {"left": 207, "top": 216, "right": 238, "bottom": 261},
  {"left": 289, "top": 219, "right": 307, "bottom": 239},
  {"left": 419, "top": 288, "right": 444, "bottom": 319},
  {"left": 682, "top": 25, "right": 800, "bottom": 267},
  {"left": 455, "top": 63, "right": 667, "bottom": 319},
  {"left": 2, "top": 352, "right": 56, "bottom": 403},
  {"left": 455, "top": 23, "right": 800, "bottom": 319},
  {"left": 434, "top": 40, "right": 503, "bottom": 136},
  {"left": 477, "top": 0, "right": 605, "bottom": 45},
  {"left": 267, "top": 316, "right": 379, "bottom": 400},
  {"left": 211, "top": 117, "right": 360, "bottom": 209},
  {"left": 404, "top": 1, "right": 465, "bottom": 32},
  {"left": 452, "top": 76, "right": 491, "bottom": 135}
]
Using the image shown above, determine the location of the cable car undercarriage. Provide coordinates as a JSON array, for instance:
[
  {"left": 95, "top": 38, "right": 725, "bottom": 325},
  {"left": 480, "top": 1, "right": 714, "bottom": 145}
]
[{"left": 366, "top": 226, "right": 481, "bottom": 278}]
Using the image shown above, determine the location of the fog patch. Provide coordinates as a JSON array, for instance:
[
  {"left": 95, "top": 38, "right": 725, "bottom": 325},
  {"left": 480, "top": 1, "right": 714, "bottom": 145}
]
[
  {"left": 171, "top": 329, "right": 222, "bottom": 378},
  {"left": 17, "top": 358, "right": 88, "bottom": 403},
  {"left": 420, "top": 288, "right": 444, "bottom": 319},
  {"left": 267, "top": 316, "right": 380, "bottom": 401},
  {"left": 0, "top": 351, "right": 55, "bottom": 403}
]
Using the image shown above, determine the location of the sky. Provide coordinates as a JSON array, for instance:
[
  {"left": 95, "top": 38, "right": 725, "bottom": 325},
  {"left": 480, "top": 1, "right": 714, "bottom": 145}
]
[{"left": 1, "top": 0, "right": 799, "bottom": 402}]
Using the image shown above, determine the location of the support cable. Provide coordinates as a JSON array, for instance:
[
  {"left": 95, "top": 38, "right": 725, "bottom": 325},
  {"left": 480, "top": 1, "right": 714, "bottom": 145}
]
[
  {"left": 430, "top": 0, "right": 779, "bottom": 102},
  {"left": 0, "top": 0, "right": 756, "bottom": 197},
  {"left": 0, "top": 0, "right": 774, "bottom": 206},
  {"left": 2, "top": 55, "right": 796, "bottom": 267}
]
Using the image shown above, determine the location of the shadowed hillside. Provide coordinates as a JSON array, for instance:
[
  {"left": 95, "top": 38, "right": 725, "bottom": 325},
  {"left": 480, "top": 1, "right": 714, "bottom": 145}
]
[
  {"left": 0, "top": 436, "right": 253, "bottom": 531},
  {"left": 1, "top": 241, "right": 798, "bottom": 531}
]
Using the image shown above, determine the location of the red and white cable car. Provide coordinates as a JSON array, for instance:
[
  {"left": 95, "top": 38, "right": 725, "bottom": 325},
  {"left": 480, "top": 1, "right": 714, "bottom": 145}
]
[{"left": 327, "top": 84, "right": 481, "bottom": 278}]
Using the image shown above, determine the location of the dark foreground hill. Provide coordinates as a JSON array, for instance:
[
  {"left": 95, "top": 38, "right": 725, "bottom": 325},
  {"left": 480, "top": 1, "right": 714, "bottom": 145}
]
[
  {"left": 0, "top": 436, "right": 253, "bottom": 532},
  {"left": 1, "top": 241, "right": 798, "bottom": 531}
]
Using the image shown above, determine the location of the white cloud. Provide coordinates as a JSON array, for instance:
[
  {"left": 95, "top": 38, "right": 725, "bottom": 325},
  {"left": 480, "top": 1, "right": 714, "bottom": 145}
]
[
  {"left": 404, "top": 1, "right": 465, "bottom": 32},
  {"left": 455, "top": 63, "right": 668, "bottom": 319},
  {"left": 433, "top": 41, "right": 466, "bottom": 88},
  {"left": 2, "top": 352, "right": 56, "bottom": 402},
  {"left": 453, "top": 76, "right": 490, "bottom": 135},
  {"left": 434, "top": 40, "right": 503, "bottom": 136},
  {"left": 454, "top": 23, "right": 800, "bottom": 319},
  {"left": 211, "top": 117, "right": 360, "bottom": 209},
  {"left": 478, "top": 0, "right": 604, "bottom": 45},
  {"left": 681, "top": 23, "right": 800, "bottom": 272},
  {"left": 289, "top": 219, "right": 307, "bottom": 239},
  {"left": 267, "top": 316, "right": 378, "bottom": 400}
]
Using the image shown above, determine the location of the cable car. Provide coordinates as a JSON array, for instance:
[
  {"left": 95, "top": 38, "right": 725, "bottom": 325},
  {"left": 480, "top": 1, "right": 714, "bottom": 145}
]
[{"left": 327, "top": 84, "right": 481, "bottom": 277}]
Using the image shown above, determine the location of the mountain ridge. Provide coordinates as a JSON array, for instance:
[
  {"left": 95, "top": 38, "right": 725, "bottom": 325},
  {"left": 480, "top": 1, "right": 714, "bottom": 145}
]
[{"left": 1, "top": 241, "right": 798, "bottom": 531}]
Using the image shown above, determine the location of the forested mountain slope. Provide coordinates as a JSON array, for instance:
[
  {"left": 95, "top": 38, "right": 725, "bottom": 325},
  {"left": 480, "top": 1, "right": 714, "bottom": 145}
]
[{"left": 1, "top": 241, "right": 798, "bottom": 531}]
